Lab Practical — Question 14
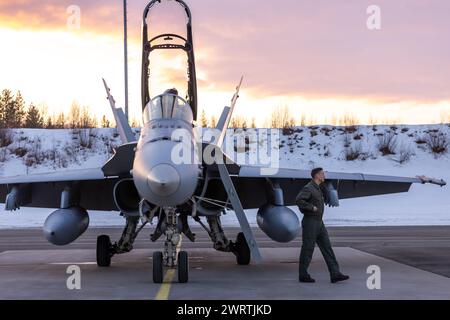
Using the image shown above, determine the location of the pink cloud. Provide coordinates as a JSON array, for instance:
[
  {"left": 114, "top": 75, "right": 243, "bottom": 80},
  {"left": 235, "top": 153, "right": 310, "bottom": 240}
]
[{"left": 1, "top": 0, "right": 450, "bottom": 102}]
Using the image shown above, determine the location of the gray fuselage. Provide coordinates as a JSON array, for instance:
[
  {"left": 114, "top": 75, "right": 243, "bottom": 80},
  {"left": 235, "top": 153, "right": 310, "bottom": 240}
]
[{"left": 132, "top": 93, "right": 200, "bottom": 207}]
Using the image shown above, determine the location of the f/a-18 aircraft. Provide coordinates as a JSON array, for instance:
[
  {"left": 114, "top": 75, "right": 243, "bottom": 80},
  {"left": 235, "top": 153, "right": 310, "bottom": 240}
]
[{"left": 0, "top": 0, "right": 446, "bottom": 283}]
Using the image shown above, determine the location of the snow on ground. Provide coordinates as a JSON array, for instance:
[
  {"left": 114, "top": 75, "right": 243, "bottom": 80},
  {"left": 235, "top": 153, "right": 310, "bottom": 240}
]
[{"left": 0, "top": 124, "right": 449, "bottom": 229}]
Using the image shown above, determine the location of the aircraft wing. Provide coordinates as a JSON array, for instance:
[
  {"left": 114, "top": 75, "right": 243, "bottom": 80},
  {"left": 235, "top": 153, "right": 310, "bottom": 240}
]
[
  {"left": 0, "top": 168, "right": 107, "bottom": 184},
  {"left": 216, "top": 165, "right": 446, "bottom": 210},
  {"left": 0, "top": 79, "right": 139, "bottom": 212},
  {"left": 0, "top": 168, "right": 119, "bottom": 211},
  {"left": 201, "top": 76, "right": 445, "bottom": 210}
]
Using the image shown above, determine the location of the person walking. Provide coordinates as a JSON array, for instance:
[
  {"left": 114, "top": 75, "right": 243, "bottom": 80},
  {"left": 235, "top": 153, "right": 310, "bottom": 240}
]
[{"left": 296, "top": 167, "right": 350, "bottom": 284}]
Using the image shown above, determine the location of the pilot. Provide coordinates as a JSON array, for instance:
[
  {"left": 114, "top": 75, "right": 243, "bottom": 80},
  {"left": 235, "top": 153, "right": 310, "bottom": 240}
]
[
  {"left": 164, "top": 88, "right": 178, "bottom": 95},
  {"left": 295, "top": 167, "right": 350, "bottom": 284}
]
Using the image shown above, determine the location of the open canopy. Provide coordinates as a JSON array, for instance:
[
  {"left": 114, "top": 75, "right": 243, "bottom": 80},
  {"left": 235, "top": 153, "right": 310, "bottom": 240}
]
[
  {"left": 143, "top": 93, "right": 193, "bottom": 124},
  {"left": 141, "top": 0, "right": 198, "bottom": 120}
]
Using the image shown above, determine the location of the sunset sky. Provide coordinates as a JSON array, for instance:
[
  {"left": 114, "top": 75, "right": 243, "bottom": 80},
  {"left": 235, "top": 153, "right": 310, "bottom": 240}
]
[{"left": 0, "top": 0, "right": 450, "bottom": 126}]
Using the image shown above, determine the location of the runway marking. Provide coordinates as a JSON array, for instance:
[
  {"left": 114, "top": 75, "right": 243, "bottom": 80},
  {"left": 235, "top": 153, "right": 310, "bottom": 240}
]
[
  {"left": 155, "top": 269, "right": 176, "bottom": 300},
  {"left": 50, "top": 262, "right": 97, "bottom": 265},
  {"left": 154, "top": 236, "right": 183, "bottom": 300}
]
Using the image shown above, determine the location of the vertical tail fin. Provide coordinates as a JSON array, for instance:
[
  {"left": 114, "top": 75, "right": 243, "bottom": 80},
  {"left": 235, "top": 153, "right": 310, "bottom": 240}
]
[
  {"left": 215, "top": 76, "right": 244, "bottom": 148},
  {"left": 208, "top": 77, "right": 262, "bottom": 261},
  {"left": 102, "top": 78, "right": 136, "bottom": 144}
]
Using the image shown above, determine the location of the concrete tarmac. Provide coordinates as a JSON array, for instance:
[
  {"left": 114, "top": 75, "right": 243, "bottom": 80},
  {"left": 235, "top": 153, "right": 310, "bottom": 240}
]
[{"left": 1, "top": 226, "right": 450, "bottom": 299}]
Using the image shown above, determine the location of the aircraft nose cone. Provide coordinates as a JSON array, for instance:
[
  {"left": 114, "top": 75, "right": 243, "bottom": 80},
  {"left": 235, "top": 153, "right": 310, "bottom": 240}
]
[{"left": 147, "top": 164, "right": 180, "bottom": 197}]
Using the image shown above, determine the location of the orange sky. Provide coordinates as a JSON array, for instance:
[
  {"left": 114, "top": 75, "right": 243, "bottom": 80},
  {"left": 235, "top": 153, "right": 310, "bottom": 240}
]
[{"left": 0, "top": 0, "right": 450, "bottom": 125}]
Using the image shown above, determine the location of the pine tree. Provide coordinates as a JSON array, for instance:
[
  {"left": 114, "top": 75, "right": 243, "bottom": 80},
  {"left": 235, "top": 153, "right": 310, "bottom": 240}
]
[
  {"left": 200, "top": 110, "right": 208, "bottom": 128},
  {"left": 45, "top": 116, "right": 54, "bottom": 129},
  {"left": 11, "top": 91, "right": 26, "bottom": 128},
  {"left": 0, "top": 89, "right": 15, "bottom": 128},
  {"left": 0, "top": 89, "right": 14, "bottom": 128},
  {"left": 24, "top": 104, "right": 44, "bottom": 128}
]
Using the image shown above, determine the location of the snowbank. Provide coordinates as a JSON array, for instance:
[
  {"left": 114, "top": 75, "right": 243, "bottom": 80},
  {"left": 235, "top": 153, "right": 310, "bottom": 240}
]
[{"left": 0, "top": 124, "right": 449, "bottom": 228}]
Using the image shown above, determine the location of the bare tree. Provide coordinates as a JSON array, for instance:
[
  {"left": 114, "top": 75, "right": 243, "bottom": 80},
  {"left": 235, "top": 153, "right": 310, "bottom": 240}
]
[
  {"left": 342, "top": 113, "right": 358, "bottom": 127},
  {"left": 270, "top": 106, "right": 295, "bottom": 128},
  {"left": 80, "top": 106, "right": 97, "bottom": 128},
  {"left": 130, "top": 117, "right": 140, "bottom": 128},
  {"left": 210, "top": 115, "right": 217, "bottom": 128},
  {"left": 231, "top": 115, "right": 247, "bottom": 129},
  {"left": 55, "top": 112, "right": 66, "bottom": 129},
  {"left": 101, "top": 115, "right": 111, "bottom": 128},
  {"left": 439, "top": 111, "right": 450, "bottom": 124},
  {"left": 300, "top": 114, "right": 307, "bottom": 126},
  {"left": 69, "top": 101, "right": 81, "bottom": 128}
]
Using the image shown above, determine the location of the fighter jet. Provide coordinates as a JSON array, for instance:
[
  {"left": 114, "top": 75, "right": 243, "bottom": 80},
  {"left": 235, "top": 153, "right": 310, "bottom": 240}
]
[{"left": 0, "top": 0, "right": 446, "bottom": 283}]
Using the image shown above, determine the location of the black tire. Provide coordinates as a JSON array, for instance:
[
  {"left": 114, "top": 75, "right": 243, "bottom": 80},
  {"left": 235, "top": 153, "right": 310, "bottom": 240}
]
[
  {"left": 97, "top": 235, "right": 112, "bottom": 267},
  {"left": 178, "top": 251, "right": 189, "bottom": 283},
  {"left": 235, "top": 232, "right": 251, "bottom": 265},
  {"left": 153, "top": 251, "right": 164, "bottom": 283}
]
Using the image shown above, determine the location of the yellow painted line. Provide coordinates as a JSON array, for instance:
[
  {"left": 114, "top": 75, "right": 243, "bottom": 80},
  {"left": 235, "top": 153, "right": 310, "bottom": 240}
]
[
  {"left": 154, "top": 235, "right": 183, "bottom": 300},
  {"left": 154, "top": 268, "right": 176, "bottom": 300}
]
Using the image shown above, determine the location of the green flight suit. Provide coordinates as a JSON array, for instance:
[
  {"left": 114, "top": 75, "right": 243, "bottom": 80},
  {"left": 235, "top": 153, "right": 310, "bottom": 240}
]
[{"left": 295, "top": 180, "right": 341, "bottom": 278}]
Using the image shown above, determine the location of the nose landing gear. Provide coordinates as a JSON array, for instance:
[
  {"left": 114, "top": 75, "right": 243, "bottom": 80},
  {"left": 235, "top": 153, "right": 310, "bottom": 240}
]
[
  {"left": 153, "top": 250, "right": 189, "bottom": 284},
  {"left": 177, "top": 251, "right": 189, "bottom": 283},
  {"left": 152, "top": 251, "right": 164, "bottom": 283},
  {"left": 152, "top": 207, "right": 190, "bottom": 283}
]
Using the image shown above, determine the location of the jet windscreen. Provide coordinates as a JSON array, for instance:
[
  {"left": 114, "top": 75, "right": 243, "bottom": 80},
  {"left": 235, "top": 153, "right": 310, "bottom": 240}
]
[{"left": 143, "top": 94, "right": 193, "bottom": 124}]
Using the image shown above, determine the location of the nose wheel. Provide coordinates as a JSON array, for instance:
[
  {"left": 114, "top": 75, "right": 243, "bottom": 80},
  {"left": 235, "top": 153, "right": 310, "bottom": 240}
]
[
  {"left": 152, "top": 250, "right": 189, "bottom": 283},
  {"left": 152, "top": 207, "right": 190, "bottom": 283},
  {"left": 177, "top": 251, "right": 189, "bottom": 283},
  {"left": 153, "top": 251, "right": 164, "bottom": 283}
]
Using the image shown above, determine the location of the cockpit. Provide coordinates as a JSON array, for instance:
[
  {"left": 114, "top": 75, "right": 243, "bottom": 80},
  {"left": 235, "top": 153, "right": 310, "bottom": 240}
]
[{"left": 143, "top": 90, "right": 194, "bottom": 124}]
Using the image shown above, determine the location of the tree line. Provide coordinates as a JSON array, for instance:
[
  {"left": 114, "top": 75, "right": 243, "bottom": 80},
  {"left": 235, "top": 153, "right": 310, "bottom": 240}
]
[
  {"left": 0, "top": 89, "right": 112, "bottom": 129},
  {"left": 5, "top": 88, "right": 424, "bottom": 130}
]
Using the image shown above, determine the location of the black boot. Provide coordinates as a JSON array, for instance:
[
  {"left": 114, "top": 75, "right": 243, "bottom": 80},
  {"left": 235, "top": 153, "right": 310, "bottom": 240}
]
[
  {"left": 331, "top": 274, "right": 350, "bottom": 283},
  {"left": 299, "top": 275, "right": 316, "bottom": 283}
]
